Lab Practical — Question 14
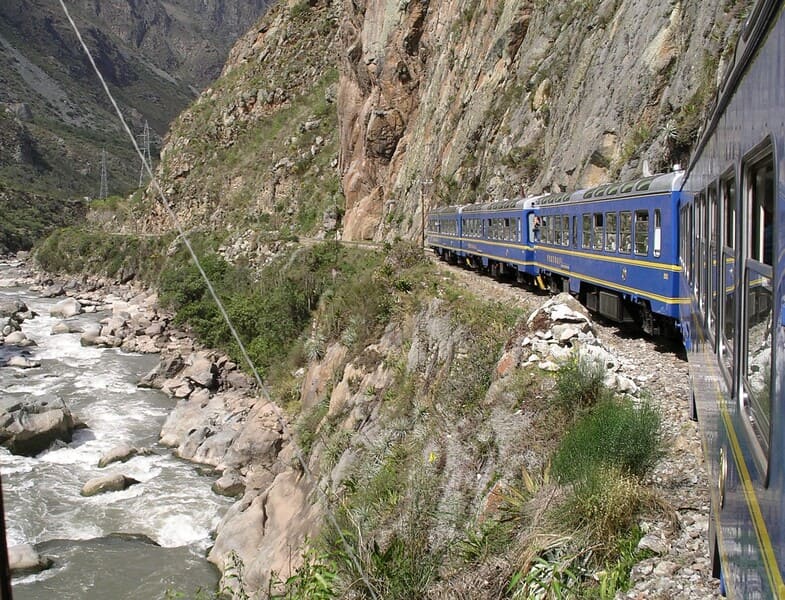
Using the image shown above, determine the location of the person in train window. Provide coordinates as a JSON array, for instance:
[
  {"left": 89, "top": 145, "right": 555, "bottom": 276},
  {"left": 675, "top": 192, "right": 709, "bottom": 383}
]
[{"left": 533, "top": 216, "right": 541, "bottom": 242}]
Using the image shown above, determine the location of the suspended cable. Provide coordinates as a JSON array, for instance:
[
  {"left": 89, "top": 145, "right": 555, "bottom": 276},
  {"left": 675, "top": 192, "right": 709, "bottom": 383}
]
[{"left": 56, "top": 3, "right": 379, "bottom": 597}]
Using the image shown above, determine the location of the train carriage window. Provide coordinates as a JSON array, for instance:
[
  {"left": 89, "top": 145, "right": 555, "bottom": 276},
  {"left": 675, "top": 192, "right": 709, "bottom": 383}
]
[
  {"left": 741, "top": 151, "right": 774, "bottom": 459},
  {"left": 562, "top": 215, "right": 569, "bottom": 247},
  {"left": 582, "top": 214, "right": 592, "bottom": 248},
  {"left": 721, "top": 176, "right": 737, "bottom": 381},
  {"left": 709, "top": 184, "right": 719, "bottom": 337},
  {"left": 620, "top": 211, "right": 632, "bottom": 254},
  {"left": 555, "top": 216, "right": 563, "bottom": 245},
  {"left": 605, "top": 212, "right": 617, "bottom": 252},
  {"left": 749, "top": 157, "right": 774, "bottom": 265},
  {"left": 653, "top": 209, "right": 662, "bottom": 258},
  {"left": 634, "top": 210, "right": 649, "bottom": 255},
  {"left": 572, "top": 216, "right": 578, "bottom": 246},
  {"left": 593, "top": 213, "right": 604, "bottom": 250}
]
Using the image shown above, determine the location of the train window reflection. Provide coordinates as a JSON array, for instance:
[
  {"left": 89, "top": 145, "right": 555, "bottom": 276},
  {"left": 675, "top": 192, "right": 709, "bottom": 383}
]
[
  {"left": 721, "top": 175, "right": 736, "bottom": 382},
  {"left": 582, "top": 214, "right": 591, "bottom": 249},
  {"left": 653, "top": 209, "right": 661, "bottom": 258},
  {"left": 605, "top": 212, "right": 617, "bottom": 252},
  {"left": 634, "top": 210, "right": 649, "bottom": 255},
  {"left": 742, "top": 267, "right": 772, "bottom": 456},
  {"left": 593, "top": 213, "right": 604, "bottom": 250},
  {"left": 748, "top": 154, "right": 773, "bottom": 265},
  {"left": 620, "top": 211, "right": 632, "bottom": 254}
]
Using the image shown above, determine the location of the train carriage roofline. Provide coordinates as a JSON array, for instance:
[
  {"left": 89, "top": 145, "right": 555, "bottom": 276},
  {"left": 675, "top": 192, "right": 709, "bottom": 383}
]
[{"left": 533, "top": 171, "right": 684, "bottom": 208}]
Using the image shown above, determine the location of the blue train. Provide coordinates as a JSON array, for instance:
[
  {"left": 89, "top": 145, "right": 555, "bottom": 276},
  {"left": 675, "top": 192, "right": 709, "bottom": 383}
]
[{"left": 428, "top": 0, "right": 785, "bottom": 596}]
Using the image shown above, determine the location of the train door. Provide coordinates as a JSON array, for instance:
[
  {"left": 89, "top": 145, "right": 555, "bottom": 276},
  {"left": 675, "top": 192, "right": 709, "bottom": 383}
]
[{"left": 739, "top": 149, "right": 774, "bottom": 464}]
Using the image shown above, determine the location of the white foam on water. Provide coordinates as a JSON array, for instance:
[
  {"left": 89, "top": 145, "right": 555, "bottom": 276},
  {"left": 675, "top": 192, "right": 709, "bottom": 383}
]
[{"left": 156, "top": 514, "right": 211, "bottom": 548}]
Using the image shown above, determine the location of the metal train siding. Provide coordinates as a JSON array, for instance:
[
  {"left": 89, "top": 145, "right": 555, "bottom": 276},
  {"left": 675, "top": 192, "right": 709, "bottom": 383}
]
[
  {"left": 533, "top": 171, "right": 684, "bottom": 336},
  {"left": 678, "top": 0, "right": 785, "bottom": 597}
]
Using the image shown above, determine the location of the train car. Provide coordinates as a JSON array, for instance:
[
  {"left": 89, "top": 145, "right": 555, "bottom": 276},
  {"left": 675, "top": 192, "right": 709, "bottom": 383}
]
[
  {"left": 534, "top": 172, "right": 684, "bottom": 336},
  {"left": 426, "top": 205, "right": 464, "bottom": 262},
  {"left": 678, "top": 0, "right": 785, "bottom": 596},
  {"left": 459, "top": 196, "right": 539, "bottom": 283}
]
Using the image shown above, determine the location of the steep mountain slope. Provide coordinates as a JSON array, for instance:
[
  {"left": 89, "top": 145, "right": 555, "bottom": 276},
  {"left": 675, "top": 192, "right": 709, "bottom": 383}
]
[
  {"left": 0, "top": 0, "right": 270, "bottom": 199},
  {"left": 135, "top": 0, "right": 748, "bottom": 247}
]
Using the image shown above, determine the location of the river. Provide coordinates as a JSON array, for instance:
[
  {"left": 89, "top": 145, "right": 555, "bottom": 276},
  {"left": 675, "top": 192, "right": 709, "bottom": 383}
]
[{"left": 0, "top": 263, "right": 233, "bottom": 599}]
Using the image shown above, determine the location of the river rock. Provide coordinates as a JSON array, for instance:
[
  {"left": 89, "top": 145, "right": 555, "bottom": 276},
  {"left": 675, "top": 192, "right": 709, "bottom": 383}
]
[
  {"left": 51, "top": 320, "right": 83, "bottom": 335},
  {"left": 81, "top": 473, "right": 140, "bottom": 496},
  {"left": 9, "top": 543, "right": 53, "bottom": 575},
  {"left": 0, "top": 404, "right": 77, "bottom": 455},
  {"left": 5, "top": 355, "right": 41, "bottom": 369},
  {"left": 98, "top": 444, "right": 147, "bottom": 468},
  {"left": 50, "top": 298, "right": 82, "bottom": 319},
  {"left": 3, "top": 331, "right": 36, "bottom": 347},
  {"left": 40, "top": 284, "right": 65, "bottom": 298},
  {"left": 212, "top": 468, "right": 245, "bottom": 497},
  {"left": 183, "top": 354, "right": 219, "bottom": 389},
  {"left": 0, "top": 299, "right": 27, "bottom": 318}
]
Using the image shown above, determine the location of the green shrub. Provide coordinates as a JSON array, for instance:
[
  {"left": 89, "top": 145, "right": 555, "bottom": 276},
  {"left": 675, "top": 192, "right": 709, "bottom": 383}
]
[
  {"left": 552, "top": 398, "right": 662, "bottom": 483},
  {"left": 554, "top": 353, "right": 612, "bottom": 415}
]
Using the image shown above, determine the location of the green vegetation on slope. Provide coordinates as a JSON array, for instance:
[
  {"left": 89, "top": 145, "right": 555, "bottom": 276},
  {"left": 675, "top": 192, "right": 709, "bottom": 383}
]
[{"left": 0, "top": 187, "right": 87, "bottom": 253}]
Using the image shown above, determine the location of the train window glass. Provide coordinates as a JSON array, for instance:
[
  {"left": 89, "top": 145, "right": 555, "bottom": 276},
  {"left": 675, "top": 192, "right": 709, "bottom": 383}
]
[
  {"left": 709, "top": 184, "right": 719, "bottom": 336},
  {"left": 562, "top": 216, "right": 569, "bottom": 247},
  {"left": 593, "top": 213, "right": 604, "bottom": 250},
  {"left": 605, "top": 212, "right": 617, "bottom": 251},
  {"left": 572, "top": 216, "right": 578, "bottom": 246},
  {"left": 748, "top": 156, "right": 774, "bottom": 265},
  {"left": 530, "top": 214, "right": 540, "bottom": 242},
  {"left": 697, "top": 193, "right": 706, "bottom": 305},
  {"left": 723, "top": 178, "right": 736, "bottom": 249},
  {"left": 634, "top": 210, "right": 649, "bottom": 255},
  {"left": 620, "top": 211, "right": 632, "bottom": 254},
  {"left": 653, "top": 209, "right": 662, "bottom": 258},
  {"left": 742, "top": 266, "right": 772, "bottom": 456},
  {"left": 548, "top": 216, "right": 556, "bottom": 244},
  {"left": 504, "top": 218, "right": 511, "bottom": 241},
  {"left": 721, "top": 245, "right": 735, "bottom": 381},
  {"left": 582, "top": 214, "right": 591, "bottom": 248},
  {"left": 555, "top": 216, "right": 563, "bottom": 245}
]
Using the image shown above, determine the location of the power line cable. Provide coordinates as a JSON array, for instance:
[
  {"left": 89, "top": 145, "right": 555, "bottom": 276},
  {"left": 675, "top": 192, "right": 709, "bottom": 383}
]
[{"left": 56, "top": 3, "right": 379, "bottom": 597}]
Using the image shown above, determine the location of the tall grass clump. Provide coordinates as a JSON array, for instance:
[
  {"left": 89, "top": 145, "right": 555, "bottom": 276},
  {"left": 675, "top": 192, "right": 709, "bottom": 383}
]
[
  {"left": 554, "top": 353, "right": 611, "bottom": 415},
  {"left": 552, "top": 397, "right": 663, "bottom": 483}
]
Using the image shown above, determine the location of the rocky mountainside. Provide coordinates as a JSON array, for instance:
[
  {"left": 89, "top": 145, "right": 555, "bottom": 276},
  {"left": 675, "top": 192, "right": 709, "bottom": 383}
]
[
  {"left": 131, "top": 0, "right": 748, "bottom": 245},
  {"left": 0, "top": 0, "right": 270, "bottom": 199}
]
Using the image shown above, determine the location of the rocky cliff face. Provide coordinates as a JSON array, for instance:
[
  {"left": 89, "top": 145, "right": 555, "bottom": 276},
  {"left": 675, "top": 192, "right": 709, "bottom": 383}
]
[
  {"left": 144, "top": 0, "right": 748, "bottom": 244},
  {"left": 338, "top": 0, "right": 747, "bottom": 241}
]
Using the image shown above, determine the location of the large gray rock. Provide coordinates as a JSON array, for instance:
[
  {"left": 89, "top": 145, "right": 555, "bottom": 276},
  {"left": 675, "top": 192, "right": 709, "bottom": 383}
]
[
  {"left": 50, "top": 298, "right": 82, "bottom": 319},
  {"left": 98, "top": 444, "right": 148, "bottom": 468},
  {"left": 0, "top": 299, "right": 27, "bottom": 318},
  {"left": 9, "top": 544, "right": 53, "bottom": 575},
  {"left": 4, "top": 331, "right": 36, "bottom": 347},
  {"left": 81, "top": 473, "right": 139, "bottom": 496},
  {"left": 5, "top": 355, "right": 41, "bottom": 369},
  {"left": 0, "top": 403, "right": 77, "bottom": 455}
]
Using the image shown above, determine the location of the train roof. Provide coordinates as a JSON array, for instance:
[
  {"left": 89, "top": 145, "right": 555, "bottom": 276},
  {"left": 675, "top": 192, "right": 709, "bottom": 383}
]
[
  {"left": 533, "top": 171, "right": 684, "bottom": 207},
  {"left": 462, "top": 195, "right": 538, "bottom": 213}
]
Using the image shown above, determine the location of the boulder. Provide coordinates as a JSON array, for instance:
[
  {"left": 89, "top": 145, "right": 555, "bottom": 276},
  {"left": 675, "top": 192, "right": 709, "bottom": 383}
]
[
  {"left": 183, "top": 355, "right": 218, "bottom": 389},
  {"left": 0, "top": 299, "right": 27, "bottom": 318},
  {"left": 1, "top": 404, "right": 77, "bottom": 455},
  {"left": 81, "top": 473, "right": 139, "bottom": 496},
  {"left": 3, "top": 331, "right": 36, "bottom": 347},
  {"left": 9, "top": 544, "right": 53, "bottom": 575},
  {"left": 212, "top": 469, "right": 245, "bottom": 497},
  {"left": 50, "top": 298, "right": 82, "bottom": 319},
  {"left": 40, "top": 284, "right": 65, "bottom": 298},
  {"left": 6, "top": 356, "right": 41, "bottom": 369},
  {"left": 51, "top": 321, "right": 83, "bottom": 335},
  {"left": 98, "top": 444, "right": 148, "bottom": 468}
]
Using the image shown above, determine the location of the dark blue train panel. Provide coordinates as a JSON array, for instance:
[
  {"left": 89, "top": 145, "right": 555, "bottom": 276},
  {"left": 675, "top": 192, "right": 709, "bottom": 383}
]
[
  {"left": 426, "top": 205, "right": 463, "bottom": 261},
  {"left": 460, "top": 196, "right": 539, "bottom": 281},
  {"left": 678, "top": 1, "right": 785, "bottom": 596},
  {"left": 534, "top": 172, "right": 685, "bottom": 336}
]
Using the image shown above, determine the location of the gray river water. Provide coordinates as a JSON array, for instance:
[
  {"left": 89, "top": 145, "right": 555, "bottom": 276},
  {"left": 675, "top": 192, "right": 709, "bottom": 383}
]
[{"left": 1, "top": 267, "right": 233, "bottom": 599}]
